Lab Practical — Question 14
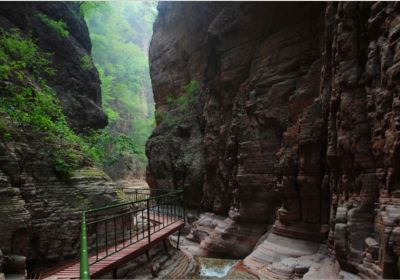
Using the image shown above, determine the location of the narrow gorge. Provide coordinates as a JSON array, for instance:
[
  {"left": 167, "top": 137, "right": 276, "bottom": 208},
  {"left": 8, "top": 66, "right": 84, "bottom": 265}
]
[{"left": 1, "top": 1, "right": 400, "bottom": 280}]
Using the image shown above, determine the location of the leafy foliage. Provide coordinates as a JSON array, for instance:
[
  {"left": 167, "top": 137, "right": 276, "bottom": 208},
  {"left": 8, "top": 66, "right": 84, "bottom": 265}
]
[
  {"left": 82, "top": 2, "right": 157, "bottom": 175},
  {"left": 37, "top": 13, "right": 69, "bottom": 38},
  {"left": 81, "top": 54, "right": 93, "bottom": 71},
  {"left": 83, "top": 130, "right": 142, "bottom": 167},
  {"left": 0, "top": 28, "right": 96, "bottom": 177},
  {"left": 0, "top": 29, "right": 55, "bottom": 79},
  {"left": 159, "top": 80, "right": 201, "bottom": 126},
  {"left": 78, "top": 2, "right": 106, "bottom": 18},
  {"left": 167, "top": 80, "right": 200, "bottom": 110}
]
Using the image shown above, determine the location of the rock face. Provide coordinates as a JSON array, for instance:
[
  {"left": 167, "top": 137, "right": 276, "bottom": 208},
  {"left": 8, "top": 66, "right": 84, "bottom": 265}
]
[
  {"left": 0, "top": 2, "right": 107, "bottom": 131},
  {"left": 0, "top": 2, "right": 118, "bottom": 276},
  {"left": 148, "top": 2, "right": 400, "bottom": 278},
  {"left": 187, "top": 212, "right": 268, "bottom": 258},
  {"left": 147, "top": 2, "right": 225, "bottom": 207},
  {"left": 243, "top": 233, "right": 336, "bottom": 280}
]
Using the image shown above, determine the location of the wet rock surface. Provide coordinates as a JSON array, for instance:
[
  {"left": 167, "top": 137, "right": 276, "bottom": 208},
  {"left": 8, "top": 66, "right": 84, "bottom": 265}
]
[{"left": 148, "top": 2, "right": 400, "bottom": 278}]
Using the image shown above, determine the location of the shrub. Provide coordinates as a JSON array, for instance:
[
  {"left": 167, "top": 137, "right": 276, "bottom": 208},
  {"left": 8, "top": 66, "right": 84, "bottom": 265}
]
[
  {"left": 0, "top": 29, "right": 55, "bottom": 79},
  {"left": 0, "top": 83, "right": 86, "bottom": 176},
  {"left": 162, "top": 80, "right": 201, "bottom": 126},
  {"left": 82, "top": 129, "right": 143, "bottom": 169},
  {"left": 37, "top": 13, "right": 69, "bottom": 38},
  {"left": 166, "top": 80, "right": 200, "bottom": 110},
  {"left": 81, "top": 54, "right": 94, "bottom": 71},
  {"left": 184, "top": 79, "right": 200, "bottom": 96},
  {"left": 155, "top": 110, "right": 183, "bottom": 127}
]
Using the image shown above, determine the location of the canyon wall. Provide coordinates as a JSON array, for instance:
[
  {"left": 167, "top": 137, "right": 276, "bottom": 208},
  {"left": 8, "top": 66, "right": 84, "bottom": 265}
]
[
  {"left": 0, "top": 2, "right": 119, "bottom": 275},
  {"left": 147, "top": 2, "right": 225, "bottom": 207},
  {"left": 0, "top": 2, "right": 107, "bottom": 131},
  {"left": 148, "top": 2, "right": 400, "bottom": 278}
]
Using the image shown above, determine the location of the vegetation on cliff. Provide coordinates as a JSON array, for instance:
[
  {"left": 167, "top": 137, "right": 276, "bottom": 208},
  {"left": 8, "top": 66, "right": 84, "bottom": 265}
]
[
  {"left": 0, "top": 28, "right": 97, "bottom": 176},
  {"left": 157, "top": 79, "right": 201, "bottom": 126},
  {"left": 0, "top": 3, "right": 157, "bottom": 180},
  {"left": 37, "top": 13, "right": 70, "bottom": 38}
]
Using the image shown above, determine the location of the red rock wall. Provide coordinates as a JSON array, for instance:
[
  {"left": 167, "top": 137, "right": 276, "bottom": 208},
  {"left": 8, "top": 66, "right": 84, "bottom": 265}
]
[
  {"left": 148, "top": 2, "right": 400, "bottom": 277},
  {"left": 324, "top": 2, "right": 400, "bottom": 278},
  {"left": 146, "top": 2, "right": 225, "bottom": 207}
]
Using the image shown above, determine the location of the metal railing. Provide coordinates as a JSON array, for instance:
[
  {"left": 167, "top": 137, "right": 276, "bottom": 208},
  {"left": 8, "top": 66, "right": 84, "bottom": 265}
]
[
  {"left": 123, "top": 188, "right": 175, "bottom": 202},
  {"left": 79, "top": 188, "right": 185, "bottom": 279}
]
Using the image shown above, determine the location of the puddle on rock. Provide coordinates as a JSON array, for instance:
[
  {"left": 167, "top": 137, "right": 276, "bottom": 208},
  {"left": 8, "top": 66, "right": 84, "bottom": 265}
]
[{"left": 193, "top": 256, "right": 238, "bottom": 279}]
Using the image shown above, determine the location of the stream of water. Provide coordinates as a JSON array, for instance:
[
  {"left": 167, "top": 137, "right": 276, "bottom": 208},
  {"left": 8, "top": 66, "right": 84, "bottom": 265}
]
[{"left": 193, "top": 257, "right": 238, "bottom": 278}]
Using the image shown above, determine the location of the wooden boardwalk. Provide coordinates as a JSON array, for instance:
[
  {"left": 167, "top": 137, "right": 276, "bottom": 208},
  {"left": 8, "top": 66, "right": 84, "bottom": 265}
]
[{"left": 42, "top": 215, "right": 184, "bottom": 279}]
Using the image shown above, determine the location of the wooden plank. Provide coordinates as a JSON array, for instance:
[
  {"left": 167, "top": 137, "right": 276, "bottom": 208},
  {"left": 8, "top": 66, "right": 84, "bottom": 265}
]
[{"left": 43, "top": 216, "right": 184, "bottom": 280}]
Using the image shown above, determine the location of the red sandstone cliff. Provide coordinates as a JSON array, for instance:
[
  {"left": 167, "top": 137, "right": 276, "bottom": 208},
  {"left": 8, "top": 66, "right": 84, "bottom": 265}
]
[{"left": 147, "top": 2, "right": 400, "bottom": 278}]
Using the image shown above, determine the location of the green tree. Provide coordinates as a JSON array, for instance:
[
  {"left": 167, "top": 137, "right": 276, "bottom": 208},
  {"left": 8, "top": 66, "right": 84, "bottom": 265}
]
[{"left": 81, "top": 2, "right": 157, "bottom": 178}]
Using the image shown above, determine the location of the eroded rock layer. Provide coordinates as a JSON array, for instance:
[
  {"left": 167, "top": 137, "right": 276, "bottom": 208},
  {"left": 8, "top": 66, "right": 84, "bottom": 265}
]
[{"left": 148, "top": 2, "right": 400, "bottom": 278}]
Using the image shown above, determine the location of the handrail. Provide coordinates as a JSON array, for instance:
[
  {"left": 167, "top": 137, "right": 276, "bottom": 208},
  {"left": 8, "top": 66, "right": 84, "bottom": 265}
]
[
  {"left": 84, "top": 189, "right": 183, "bottom": 214},
  {"left": 122, "top": 188, "right": 174, "bottom": 191},
  {"left": 79, "top": 188, "right": 185, "bottom": 279}
]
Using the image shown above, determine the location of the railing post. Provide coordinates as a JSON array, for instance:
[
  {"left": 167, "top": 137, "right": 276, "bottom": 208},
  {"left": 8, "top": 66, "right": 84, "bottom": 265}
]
[
  {"left": 80, "top": 211, "right": 90, "bottom": 280},
  {"left": 182, "top": 189, "right": 186, "bottom": 223},
  {"left": 147, "top": 199, "right": 151, "bottom": 243}
]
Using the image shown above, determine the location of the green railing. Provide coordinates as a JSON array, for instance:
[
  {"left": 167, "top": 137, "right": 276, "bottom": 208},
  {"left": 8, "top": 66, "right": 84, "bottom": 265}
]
[
  {"left": 79, "top": 188, "right": 185, "bottom": 279},
  {"left": 123, "top": 188, "right": 174, "bottom": 202}
]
